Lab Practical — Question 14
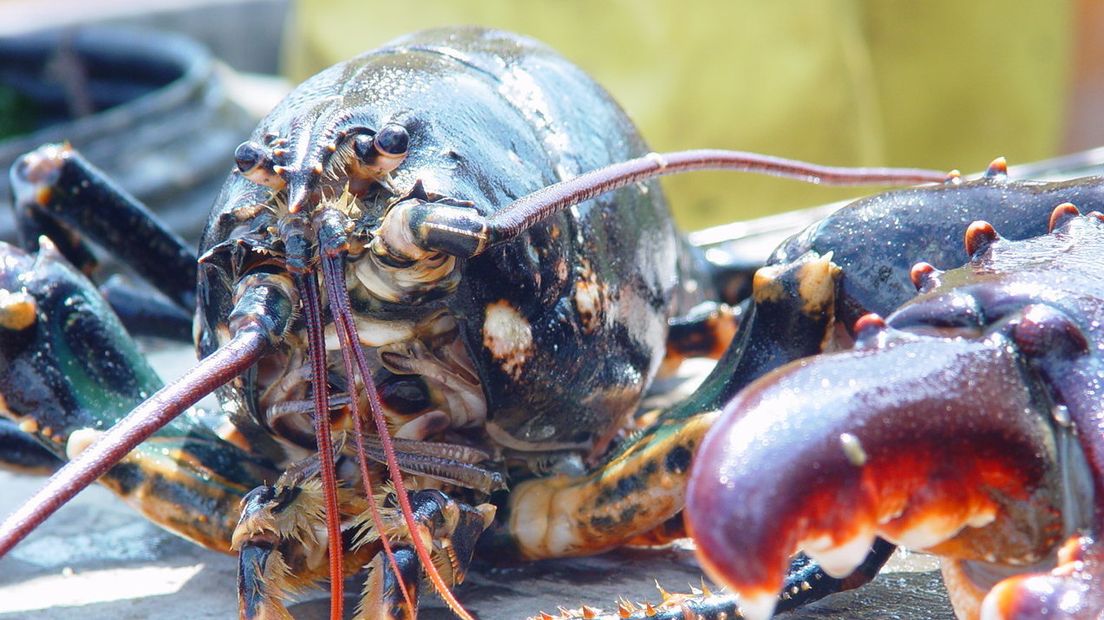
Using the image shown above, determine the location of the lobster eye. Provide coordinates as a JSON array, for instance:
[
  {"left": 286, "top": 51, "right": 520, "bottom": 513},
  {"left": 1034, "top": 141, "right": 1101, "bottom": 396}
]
[
  {"left": 234, "top": 141, "right": 265, "bottom": 173},
  {"left": 374, "top": 124, "right": 409, "bottom": 157},
  {"left": 352, "top": 133, "right": 375, "bottom": 161}
]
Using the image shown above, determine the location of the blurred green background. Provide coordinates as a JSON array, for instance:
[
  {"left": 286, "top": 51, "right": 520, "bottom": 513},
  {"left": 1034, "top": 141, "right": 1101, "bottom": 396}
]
[{"left": 284, "top": 0, "right": 1080, "bottom": 229}]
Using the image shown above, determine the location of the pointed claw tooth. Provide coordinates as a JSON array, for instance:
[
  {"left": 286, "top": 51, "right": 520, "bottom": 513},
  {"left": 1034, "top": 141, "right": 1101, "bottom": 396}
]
[
  {"left": 738, "top": 591, "right": 778, "bottom": 620},
  {"left": 885, "top": 509, "right": 996, "bottom": 550},
  {"left": 802, "top": 530, "right": 876, "bottom": 578}
]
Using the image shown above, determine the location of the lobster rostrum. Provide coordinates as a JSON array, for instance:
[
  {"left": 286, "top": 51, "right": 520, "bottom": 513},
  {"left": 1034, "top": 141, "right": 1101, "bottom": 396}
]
[{"left": 0, "top": 26, "right": 1090, "bottom": 620}]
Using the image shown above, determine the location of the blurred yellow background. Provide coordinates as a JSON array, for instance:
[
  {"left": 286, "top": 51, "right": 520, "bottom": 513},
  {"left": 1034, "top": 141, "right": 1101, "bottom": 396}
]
[{"left": 285, "top": 1, "right": 1076, "bottom": 229}]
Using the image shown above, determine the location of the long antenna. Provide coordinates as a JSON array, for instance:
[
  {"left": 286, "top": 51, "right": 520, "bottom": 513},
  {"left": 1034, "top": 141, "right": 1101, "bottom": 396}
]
[{"left": 0, "top": 328, "right": 270, "bottom": 557}]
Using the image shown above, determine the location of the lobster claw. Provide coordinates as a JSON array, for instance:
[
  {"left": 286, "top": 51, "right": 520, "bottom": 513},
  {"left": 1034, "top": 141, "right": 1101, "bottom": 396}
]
[{"left": 685, "top": 324, "right": 1069, "bottom": 620}]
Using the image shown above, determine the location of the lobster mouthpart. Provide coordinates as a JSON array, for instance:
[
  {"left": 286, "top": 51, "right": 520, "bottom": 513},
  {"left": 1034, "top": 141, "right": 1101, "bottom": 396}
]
[{"left": 685, "top": 327, "right": 1064, "bottom": 620}]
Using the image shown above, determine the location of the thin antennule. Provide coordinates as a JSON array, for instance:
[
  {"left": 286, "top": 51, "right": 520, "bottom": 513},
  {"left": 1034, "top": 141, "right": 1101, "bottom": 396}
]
[
  {"left": 320, "top": 251, "right": 415, "bottom": 614},
  {"left": 296, "top": 272, "right": 346, "bottom": 620},
  {"left": 326, "top": 264, "right": 476, "bottom": 620}
]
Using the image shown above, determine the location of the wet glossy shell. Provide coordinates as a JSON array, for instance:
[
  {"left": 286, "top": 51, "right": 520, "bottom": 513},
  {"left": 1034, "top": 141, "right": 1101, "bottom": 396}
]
[{"left": 196, "top": 28, "right": 711, "bottom": 457}]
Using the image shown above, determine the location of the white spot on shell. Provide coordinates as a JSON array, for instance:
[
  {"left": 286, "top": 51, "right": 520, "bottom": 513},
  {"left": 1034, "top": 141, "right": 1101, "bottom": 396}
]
[
  {"left": 802, "top": 530, "right": 875, "bottom": 578},
  {"left": 65, "top": 428, "right": 104, "bottom": 461},
  {"left": 573, "top": 260, "right": 606, "bottom": 334},
  {"left": 839, "top": 433, "right": 867, "bottom": 466},
  {"left": 482, "top": 300, "right": 533, "bottom": 379}
]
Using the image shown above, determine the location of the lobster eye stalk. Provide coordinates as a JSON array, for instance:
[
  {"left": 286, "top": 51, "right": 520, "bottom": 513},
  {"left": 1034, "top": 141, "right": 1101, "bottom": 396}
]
[
  {"left": 0, "top": 281, "right": 294, "bottom": 558},
  {"left": 234, "top": 140, "right": 286, "bottom": 189},
  {"left": 379, "top": 149, "right": 950, "bottom": 260},
  {"left": 349, "top": 123, "right": 410, "bottom": 181}
]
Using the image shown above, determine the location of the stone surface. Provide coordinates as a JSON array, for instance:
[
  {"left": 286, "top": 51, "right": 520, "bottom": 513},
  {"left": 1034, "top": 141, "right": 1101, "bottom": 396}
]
[
  {"left": 0, "top": 347, "right": 955, "bottom": 620},
  {"left": 0, "top": 469, "right": 953, "bottom": 619}
]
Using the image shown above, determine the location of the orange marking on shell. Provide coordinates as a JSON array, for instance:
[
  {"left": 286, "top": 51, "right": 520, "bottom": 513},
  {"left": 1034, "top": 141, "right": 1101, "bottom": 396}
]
[
  {"left": 1057, "top": 534, "right": 1092, "bottom": 565},
  {"left": 908, "top": 262, "right": 939, "bottom": 291},
  {"left": 964, "top": 221, "right": 999, "bottom": 257},
  {"left": 1048, "top": 202, "right": 1081, "bottom": 233},
  {"left": 985, "top": 156, "right": 1008, "bottom": 178},
  {"left": 853, "top": 313, "right": 886, "bottom": 336}
]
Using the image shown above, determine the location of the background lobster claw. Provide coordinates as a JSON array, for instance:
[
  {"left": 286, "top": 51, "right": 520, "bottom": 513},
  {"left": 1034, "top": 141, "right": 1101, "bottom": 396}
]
[
  {"left": 686, "top": 324, "right": 1068, "bottom": 619},
  {"left": 687, "top": 210, "right": 1104, "bottom": 619}
]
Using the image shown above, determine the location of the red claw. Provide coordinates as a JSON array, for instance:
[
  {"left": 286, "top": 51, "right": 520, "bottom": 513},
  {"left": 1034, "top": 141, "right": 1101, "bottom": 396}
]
[
  {"left": 685, "top": 331, "right": 1064, "bottom": 620},
  {"left": 980, "top": 536, "right": 1104, "bottom": 619}
]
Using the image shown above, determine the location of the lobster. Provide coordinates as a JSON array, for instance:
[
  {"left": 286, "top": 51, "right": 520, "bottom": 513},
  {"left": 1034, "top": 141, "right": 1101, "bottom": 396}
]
[
  {"left": 688, "top": 202, "right": 1104, "bottom": 619},
  {"left": 0, "top": 25, "right": 1097, "bottom": 619}
]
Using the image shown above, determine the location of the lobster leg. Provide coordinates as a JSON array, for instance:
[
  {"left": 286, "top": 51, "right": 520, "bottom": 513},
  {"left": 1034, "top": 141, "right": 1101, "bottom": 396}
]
[
  {"left": 0, "top": 239, "right": 286, "bottom": 555},
  {"left": 233, "top": 465, "right": 366, "bottom": 620},
  {"left": 0, "top": 418, "right": 59, "bottom": 476},
  {"left": 98, "top": 275, "right": 194, "bottom": 341},
  {"left": 10, "top": 143, "right": 198, "bottom": 336},
  {"left": 354, "top": 489, "right": 493, "bottom": 620},
  {"left": 234, "top": 474, "right": 491, "bottom": 620},
  {"left": 659, "top": 301, "right": 741, "bottom": 377}
]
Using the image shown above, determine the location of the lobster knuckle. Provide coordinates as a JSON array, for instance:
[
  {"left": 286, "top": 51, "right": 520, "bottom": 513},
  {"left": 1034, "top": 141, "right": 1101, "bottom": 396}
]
[
  {"left": 1010, "top": 304, "right": 1088, "bottom": 360},
  {"left": 0, "top": 288, "right": 36, "bottom": 331},
  {"left": 852, "top": 312, "right": 887, "bottom": 344},
  {"left": 984, "top": 156, "right": 1009, "bottom": 179},
  {"left": 412, "top": 203, "right": 490, "bottom": 259},
  {"left": 229, "top": 272, "right": 297, "bottom": 342},
  {"left": 908, "top": 261, "right": 942, "bottom": 292},
  {"left": 11, "top": 144, "right": 69, "bottom": 202}
]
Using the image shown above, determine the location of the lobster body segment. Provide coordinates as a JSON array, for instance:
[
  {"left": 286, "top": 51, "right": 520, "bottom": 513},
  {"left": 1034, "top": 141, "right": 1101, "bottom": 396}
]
[{"left": 196, "top": 28, "right": 712, "bottom": 465}]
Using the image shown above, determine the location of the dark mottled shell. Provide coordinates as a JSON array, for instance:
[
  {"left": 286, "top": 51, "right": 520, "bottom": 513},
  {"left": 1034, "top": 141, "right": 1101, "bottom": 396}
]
[{"left": 197, "top": 28, "right": 711, "bottom": 455}]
